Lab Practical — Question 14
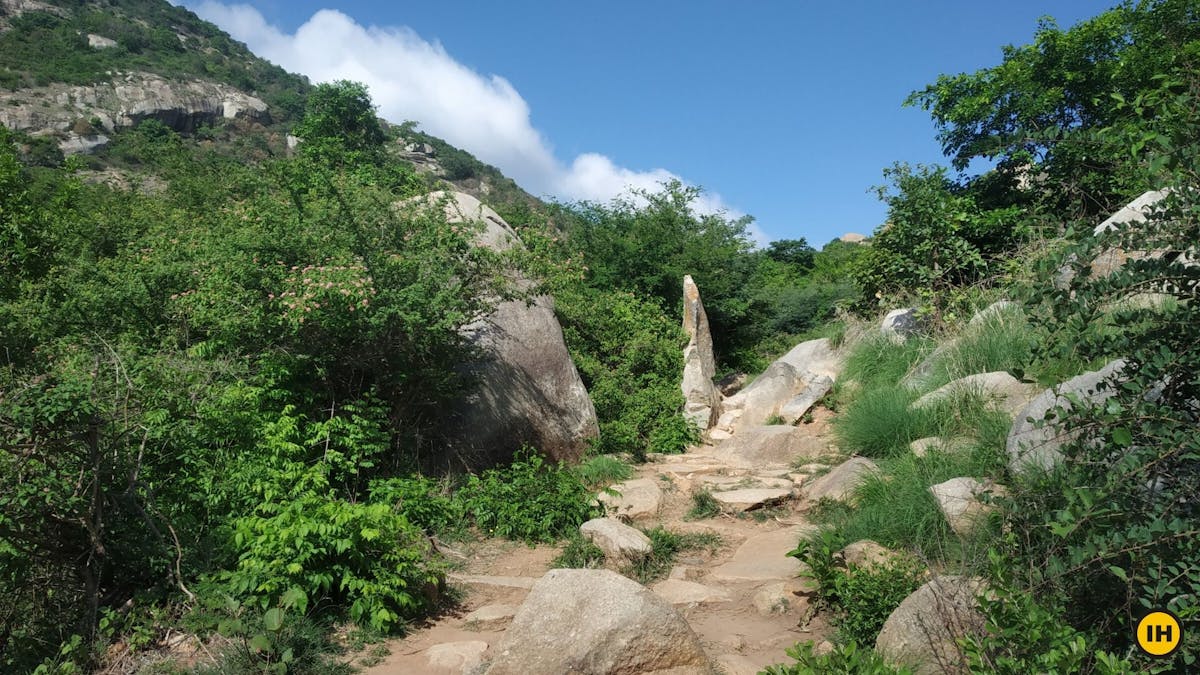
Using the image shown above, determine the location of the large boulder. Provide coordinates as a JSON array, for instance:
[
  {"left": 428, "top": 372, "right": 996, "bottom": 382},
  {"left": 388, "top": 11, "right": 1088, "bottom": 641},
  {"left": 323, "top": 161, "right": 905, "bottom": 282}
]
[
  {"left": 719, "top": 338, "right": 840, "bottom": 432},
  {"left": 430, "top": 191, "right": 598, "bottom": 467},
  {"left": 875, "top": 576, "right": 987, "bottom": 674},
  {"left": 681, "top": 275, "right": 721, "bottom": 430},
  {"left": 1007, "top": 360, "right": 1126, "bottom": 475},
  {"left": 474, "top": 569, "right": 710, "bottom": 675}
]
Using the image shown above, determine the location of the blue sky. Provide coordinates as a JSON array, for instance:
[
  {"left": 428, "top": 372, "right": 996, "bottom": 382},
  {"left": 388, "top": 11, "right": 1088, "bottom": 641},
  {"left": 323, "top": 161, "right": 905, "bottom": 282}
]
[{"left": 183, "top": 1, "right": 1115, "bottom": 247}]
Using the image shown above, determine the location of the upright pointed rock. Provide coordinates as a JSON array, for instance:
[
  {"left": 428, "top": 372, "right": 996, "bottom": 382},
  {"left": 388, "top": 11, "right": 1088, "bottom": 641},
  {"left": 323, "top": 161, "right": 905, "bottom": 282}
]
[{"left": 681, "top": 275, "right": 720, "bottom": 430}]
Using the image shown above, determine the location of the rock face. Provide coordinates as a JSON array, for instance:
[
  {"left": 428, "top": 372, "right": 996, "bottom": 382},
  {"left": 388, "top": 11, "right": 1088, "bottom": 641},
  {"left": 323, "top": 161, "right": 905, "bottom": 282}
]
[
  {"left": 929, "top": 478, "right": 1004, "bottom": 537},
  {"left": 911, "top": 371, "right": 1040, "bottom": 418},
  {"left": 1007, "top": 359, "right": 1126, "bottom": 475},
  {"left": 681, "top": 275, "right": 721, "bottom": 430},
  {"left": 475, "top": 569, "right": 709, "bottom": 675},
  {"left": 840, "top": 232, "right": 868, "bottom": 243},
  {"left": 429, "top": 191, "right": 598, "bottom": 467},
  {"left": 779, "top": 374, "right": 833, "bottom": 423},
  {"left": 0, "top": 72, "right": 270, "bottom": 154},
  {"left": 718, "top": 338, "right": 841, "bottom": 433},
  {"left": 580, "top": 518, "right": 652, "bottom": 564},
  {"left": 876, "top": 576, "right": 986, "bottom": 675}
]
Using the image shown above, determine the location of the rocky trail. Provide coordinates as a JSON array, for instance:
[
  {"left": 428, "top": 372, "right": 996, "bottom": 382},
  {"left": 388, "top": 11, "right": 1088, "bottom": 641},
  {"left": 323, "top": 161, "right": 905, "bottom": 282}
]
[{"left": 356, "top": 407, "right": 862, "bottom": 674}]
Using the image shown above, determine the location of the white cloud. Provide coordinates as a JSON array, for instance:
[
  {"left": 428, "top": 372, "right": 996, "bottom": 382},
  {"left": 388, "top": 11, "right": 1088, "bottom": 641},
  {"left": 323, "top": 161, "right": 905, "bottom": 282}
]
[{"left": 186, "top": 2, "right": 767, "bottom": 244}]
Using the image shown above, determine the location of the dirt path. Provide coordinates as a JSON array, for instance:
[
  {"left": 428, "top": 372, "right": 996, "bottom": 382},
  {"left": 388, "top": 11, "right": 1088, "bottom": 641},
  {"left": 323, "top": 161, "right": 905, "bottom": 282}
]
[{"left": 355, "top": 410, "right": 841, "bottom": 674}]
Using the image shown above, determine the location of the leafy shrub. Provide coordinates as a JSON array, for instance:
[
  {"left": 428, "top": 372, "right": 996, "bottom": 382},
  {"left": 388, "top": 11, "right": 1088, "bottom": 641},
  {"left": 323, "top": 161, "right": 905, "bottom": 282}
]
[
  {"left": 573, "top": 454, "right": 634, "bottom": 488},
  {"left": 554, "top": 286, "right": 692, "bottom": 460},
  {"left": 211, "top": 407, "right": 442, "bottom": 632},
  {"left": 962, "top": 568, "right": 1135, "bottom": 675},
  {"left": 460, "top": 448, "right": 598, "bottom": 543},
  {"left": 789, "top": 531, "right": 924, "bottom": 645},
  {"left": 763, "top": 640, "right": 913, "bottom": 675},
  {"left": 369, "top": 475, "right": 465, "bottom": 537}
]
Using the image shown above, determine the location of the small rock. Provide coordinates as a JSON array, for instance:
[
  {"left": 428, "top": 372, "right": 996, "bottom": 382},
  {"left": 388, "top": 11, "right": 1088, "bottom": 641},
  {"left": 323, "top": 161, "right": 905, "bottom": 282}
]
[
  {"left": 909, "top": 436, "right": 973, "bottom": 458},
  {"left": 813, "top": 640, "right": 835, "bottom": 656},
  {"left": 967, "top": 300, "right": 1019, "bottom": 327},
  {"left": 838, "top": 540, "right": 900, "bottom": 570},
  {"left": 881, "top": 308, "right": 921, "bottom": 343},
  {"left": 596, "top": 478, "right": 663, "bottom": 521},
  {"left": 476, "top": 569, "right": 709, "bottom": 674},
  {"left": 580, "top": 517, "right": 652, "bottom": 563},
  {"left": 427, "top": 641, "right": 488, "bottom": 672},
  {"left": 711, "top": 488, "right": 793, "bottom": 513},
  {"left": 651, "top": 578, "right": 732, "bottom": 606},
  {"left": 753, "top": 581, "right": 805, "bottom": 616},
  {"left": 778, "top": 375, "right": 834, "bottom": 423},
  {"left": 802, "top": 457, "right": 880, "bottom": 505},
  {"left": 463, "top": 605, "right": 518, "bottom": 631},
  {"left": 911, "top": 371, "right": 1039, "bottom": 417},
  {"left": 929, "top": 478, "right": 1005, "bottom": 537},
  {"left": 1008, "top": 359, "right": 1127, "bottom": 475}
]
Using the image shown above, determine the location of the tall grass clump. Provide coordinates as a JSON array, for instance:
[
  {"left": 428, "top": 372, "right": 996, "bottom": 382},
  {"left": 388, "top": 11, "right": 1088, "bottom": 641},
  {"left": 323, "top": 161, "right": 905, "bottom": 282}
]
[
  {"left": 813, "top": 441, "right": 1005, "bottom": 561},
  {"left": 833, "top": 386, "right": 927, "bottom": 457},
  {"left": 841, "top": 332, "right": 935, "bottom": 391},
  {"left": 928, "top": 304, "right": 1035, "bottom": 388}
]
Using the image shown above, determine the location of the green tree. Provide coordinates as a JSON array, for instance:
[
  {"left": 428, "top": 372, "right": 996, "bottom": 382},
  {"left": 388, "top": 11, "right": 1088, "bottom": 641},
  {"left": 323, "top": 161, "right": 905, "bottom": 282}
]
[
  {"left": 853, "top": 163, "right": 987, "bottom": 312},
  {"left": 293, "top": 80, "right": 386, "bottom": 161},
  {"left": 907, "top": 0, "right": 1200, "bottom": 217}
]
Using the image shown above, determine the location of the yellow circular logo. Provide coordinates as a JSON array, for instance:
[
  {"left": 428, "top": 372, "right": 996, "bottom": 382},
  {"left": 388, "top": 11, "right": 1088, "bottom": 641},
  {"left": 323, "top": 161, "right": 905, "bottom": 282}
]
[{"left": 1136, "top": 610, "right": 1182, "bottom": 658}]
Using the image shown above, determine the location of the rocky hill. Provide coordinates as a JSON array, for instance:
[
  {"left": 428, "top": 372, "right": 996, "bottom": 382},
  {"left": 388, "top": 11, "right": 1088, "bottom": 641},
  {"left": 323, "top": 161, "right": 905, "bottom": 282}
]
[{"left": 0, "top": 0, "right": 534, "bottom": 210}]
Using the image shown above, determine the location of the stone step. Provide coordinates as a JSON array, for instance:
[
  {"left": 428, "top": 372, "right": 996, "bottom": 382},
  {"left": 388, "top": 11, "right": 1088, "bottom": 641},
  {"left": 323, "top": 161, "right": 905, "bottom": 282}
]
[
  {"left": 448, "top": 573, "right": 537, "bottom": 590},
  {"left": 710, "top": 525, "right": 815, "bottom": 582},
  {"left": 711, "top": 488, "right": 794, "bottom": 513}
]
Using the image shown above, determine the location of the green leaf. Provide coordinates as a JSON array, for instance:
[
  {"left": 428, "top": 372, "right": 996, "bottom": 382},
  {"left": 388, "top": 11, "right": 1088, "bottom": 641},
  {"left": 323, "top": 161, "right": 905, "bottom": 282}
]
[
  {"left": 1111, "top": 428, "right": 1132, "bottom": 447},
  {"left": 249, "top": 634, "right": 273, "bottom": 652},
  {"left": 262, "top": 607, "right": 284, "bottom": 632}
]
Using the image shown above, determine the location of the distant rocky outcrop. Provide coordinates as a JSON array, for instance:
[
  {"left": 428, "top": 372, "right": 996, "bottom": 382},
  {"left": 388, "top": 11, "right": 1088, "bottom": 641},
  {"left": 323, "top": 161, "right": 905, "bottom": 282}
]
[
  {"left": 0, "top": 72, "right": 270, "bottom": 154},
  {"left": 681, "top": 275, "right": 721, "bottom": 430},
  {"left": 839, "top": 232, "right": 868, "bottom": 244},
  {"left": 421, "top": 191, "right": 598, "bottom": 467}
]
